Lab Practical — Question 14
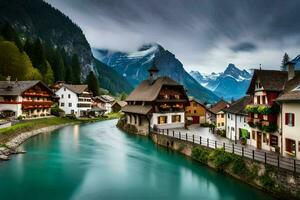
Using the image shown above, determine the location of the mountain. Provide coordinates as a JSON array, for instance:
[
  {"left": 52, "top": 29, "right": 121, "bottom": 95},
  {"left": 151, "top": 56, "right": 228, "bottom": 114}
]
[
  {"left": 93, "top": 44, "right": 220, "bottom": 103},
  {"left": 190, "top": 64, "right": 252, "bottom": 100},
  {"left": 0, "top": 0, "right": 93, "bottom": 78},
  {"left": 93, "top": 58, "right": 133, "bottom": 95},
  {"left": 0, "top": 0, "right": 133, "bottom": 95}
]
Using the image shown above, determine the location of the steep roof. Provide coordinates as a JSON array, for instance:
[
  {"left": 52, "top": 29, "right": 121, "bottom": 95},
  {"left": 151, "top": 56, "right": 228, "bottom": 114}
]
[
  {"left": 247, "top": 70, "right": 287, "bottom": 94},
  {"left": 276, "top": 71, "right": 300, "bottom": 102},
  {"left": 122, "top": 105, "right": 152, "bottom": 115},
  {"left": 101, "top": 95, "right": 115, "bottom": 102},
  {"left": 210, "top": 100, "right": 229, "bottom": 114},
  {"left": 63, "top": 84, "right": 89, "bottom": 94},
  {"left": 126, "top": 76, "right": 185, "bottom": 102},
  {"left": 223, "top": 96, "right": 252, "bottom": 115},
  {"left": 0, "top": 80, "right": 53, "bottom": 96},
  {"left": 113, "top": 101, "right": 127, "bottom": 107},
  {"left": 188, "top": 97, "right": 206, "bottom": 108}
]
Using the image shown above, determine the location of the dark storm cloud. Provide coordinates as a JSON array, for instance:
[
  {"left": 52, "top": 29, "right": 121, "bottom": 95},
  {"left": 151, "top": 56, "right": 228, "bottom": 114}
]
[
  {"left": 230, "top": 42, "right": 257, "bottom": 53},
  {"left": 45, "top": 0, "right": 300, "bottom": 73}
]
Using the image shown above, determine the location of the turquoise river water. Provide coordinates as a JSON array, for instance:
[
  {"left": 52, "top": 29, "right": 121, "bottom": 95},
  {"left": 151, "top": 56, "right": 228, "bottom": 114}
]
[{"left": 0, "top": 120, "right": 275, "bottom": 200}]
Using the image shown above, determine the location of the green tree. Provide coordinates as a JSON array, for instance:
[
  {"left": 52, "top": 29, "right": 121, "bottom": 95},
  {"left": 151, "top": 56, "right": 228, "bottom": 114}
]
[
  {"left": 44, "top": 61, "right": 54, "bottom": 85},
  {"left": 0, "top": 41, "right": 41, "bottom": 80},
  {"left": 71, "top": 54, "right": 81, "bottom": 84},
  {"left": 86, "top": 71, "right": 99, "bottom": 96},
  {"left": 119, "top": 92, "right": 128, "bottom": 101},
  {"left": 281, "top": 53, "right": 290, "bottom": 71},
  {"left": 45, "top": 45, "right": 65, "bottom": 82}
]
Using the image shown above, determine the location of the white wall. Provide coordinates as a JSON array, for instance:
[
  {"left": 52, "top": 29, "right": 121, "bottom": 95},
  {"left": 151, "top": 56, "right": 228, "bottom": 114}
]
[
  {"left": 0, "top": 96, "right": 22, "bottom": 117},
  {"left": 151, "top": 112, "right": 185, "bottom": 129},
  {"left": 282, "top": 103, "right": 300, "bottom": 159},
  {"left": 225, "top": 112, "right": 251, "bottom": 144},
  {"left": 56, "top": 87, "right": 79, "bottom": 117}
]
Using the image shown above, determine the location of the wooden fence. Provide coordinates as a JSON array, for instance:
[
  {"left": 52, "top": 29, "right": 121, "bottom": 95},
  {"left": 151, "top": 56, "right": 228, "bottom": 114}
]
[{"left": 156, "top": 129, "right": 300, "bottom": 174}]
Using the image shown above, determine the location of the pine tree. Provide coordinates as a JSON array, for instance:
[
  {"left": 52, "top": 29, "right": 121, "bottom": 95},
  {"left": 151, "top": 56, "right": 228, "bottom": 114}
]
[
  {"left": 86, "top": 71, "right": 99, "bottom": 96},
  {"left": 71, "top": 54, "right": 81, "bottom": 84},
  {"left": 44, "top": 61, "right": 54, "bottom": 85},
  {"left": 0, "top": 22, "right": 23, "bottom": 51},
  {"left": 32, "top": 38, "right": 47, "bottom": 74},
  {"left": 281, "top": 53, "right": 290, "bottom": 71}
]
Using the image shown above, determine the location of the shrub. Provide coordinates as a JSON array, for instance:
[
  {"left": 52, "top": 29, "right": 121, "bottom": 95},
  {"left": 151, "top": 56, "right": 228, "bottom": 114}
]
[
  {"left": 17, "top": 116, "right": 23, "bottom": 120},
  {"left": 66, "top": 114, "right": 77, "bottom": 120},
  {"left": 209, "top": 148, "right": 234, "bottom": 171},
  {"left": 200, "top": 122, "right": 210, "bottom": 127},
  {"left": 51, "top": 106, "right": 65, "bottom": 117},
  {"left": 231, "top": 155, "right": 249, "bottom": 176},
  {"left": 216, "top": 129, "right": 226, "bottom": 137},
  {"left": 192, "top": 147, "right": 210, "bottom": 164}
]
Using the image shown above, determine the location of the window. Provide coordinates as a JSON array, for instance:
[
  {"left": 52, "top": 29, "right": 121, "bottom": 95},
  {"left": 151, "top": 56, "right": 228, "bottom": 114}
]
[
  {"left": 285, "top": 113, "right": 295, "bottom": 127},
  {"left": 263, "top": 134, "right": 267, "bottom": 143},
  {"left": 228, "top": 114, "right": 230, "bottom": 118},
  {"left": 252, "top": 131, "right": 255, "bottom": 140},
  {"left": 221, "top": 114, "right": 224, "bottom": 118},
  {"left": 158, "top": 116, "right": 167, "bottom": 124},
  {"left": 231, "top": 127, "right": 234, "bottom": 131},
  {"left": 61, "top": 94, "right": 64, "bottom": 99},
  {"left": 68, "top": 94, "right": 71, "bottom": 98},
  {"left": 221, "top": 122, "right": 224, "bottom": 126},
  {"left": 172, "top": 115, "right": 181, "bottom": 123},
  {"left": 60, "top": 102, "right": 64, "bottom": 107},
  {"left": 194, "top": 110, "right": 196, "bottom": 114},
  {"left": 69, "top": 103, "right": 72, "bottom": 107},
  {"left": 285, "top": 138, "right": 296, "bottom": 155},
  {"left": 64, "top": 88, "right": 66, "bottom": 91},
  {"left": 257, "top": 96, "right": 260, "bottom": 104},
  {"left": 262, "top": 96, "right": 266, "bottom": 104},
  {"left": 270, "top": 135, "right": 278, "bottom": 146},
  {"left": 218, "top": 123, "right": 220, "bottom": 127}
]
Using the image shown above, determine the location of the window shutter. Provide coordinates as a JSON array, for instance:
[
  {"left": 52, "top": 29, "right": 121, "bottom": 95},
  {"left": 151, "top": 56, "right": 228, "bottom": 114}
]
[
  {"left": 285, "top": 113, "right": 289, "bottom": 125},
  {"left": 292, "top": 113, "right": 295, "bottom": 127}
]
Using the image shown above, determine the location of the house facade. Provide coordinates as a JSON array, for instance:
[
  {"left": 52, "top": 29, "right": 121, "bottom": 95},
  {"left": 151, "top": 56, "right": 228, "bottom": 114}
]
[
  {"left": 223, "top": 96, "right": 252, "bottom": 144},
  {"left": 245, "top": 70, "right": 287, "bottom": 152},
  {"left": 112, "top": 101, "right": 127, "bottom": 112},
  {"left": 56, "top": 84, "right": 92, "bottom": 117},
  {"left": 185, "top": 98, "right": 206, "bottom": 124},
  {"left": 0, "top": 79, "right": 54, "bottom": 118},
  {"left": 122, "top": 65, "right": 189, "bottom": 135},
  {"left": 276, "top": 58, "right": 300, "bottom": 159},
  {"left": 216, "top": 111, "right": 226, "bottom": 130},
  {"left": 92, "top": 95, "right": 115, "bottom": 114},
  {"left": 206, "top": 100, "right": 229, "bottom": 125}
]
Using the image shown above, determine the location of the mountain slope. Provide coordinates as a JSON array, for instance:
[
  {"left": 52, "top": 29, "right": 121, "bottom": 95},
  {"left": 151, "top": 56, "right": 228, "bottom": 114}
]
[
  {"left": 93, "top": 58, "right": 133, "bottom": 95},
  {"left": 190, "top": 64, "right": 252, "bottom": 100},
  {"left": 93, "top": 44, "right": 220, "bottom": 103},
  {"left": 0, "top": 0, "right": 93, "bottom": 77}
]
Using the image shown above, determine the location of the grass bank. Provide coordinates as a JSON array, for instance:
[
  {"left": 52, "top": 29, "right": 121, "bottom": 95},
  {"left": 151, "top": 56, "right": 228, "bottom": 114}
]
[{"left": 0, "top": 112, "right": 123, "bottom": 144}]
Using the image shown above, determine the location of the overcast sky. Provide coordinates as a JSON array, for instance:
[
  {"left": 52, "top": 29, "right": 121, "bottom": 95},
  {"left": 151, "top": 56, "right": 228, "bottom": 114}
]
[{"left": 46, "top": 0, "right": 300, "bottom": 73}]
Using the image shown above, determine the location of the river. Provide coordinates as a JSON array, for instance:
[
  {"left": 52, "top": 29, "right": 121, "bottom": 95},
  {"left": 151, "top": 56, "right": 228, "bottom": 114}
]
[{"left": 0, "top": 120, "right": 275, "bottom": 200}]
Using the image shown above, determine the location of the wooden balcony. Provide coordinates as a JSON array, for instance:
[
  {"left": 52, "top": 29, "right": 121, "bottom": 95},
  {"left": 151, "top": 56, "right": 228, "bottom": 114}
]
[
  {"left": 22, "top": 101, "right": 53, "bottom": 109},
  {"left": 23, "top": 92, "right": 51, "bottom": 97}
]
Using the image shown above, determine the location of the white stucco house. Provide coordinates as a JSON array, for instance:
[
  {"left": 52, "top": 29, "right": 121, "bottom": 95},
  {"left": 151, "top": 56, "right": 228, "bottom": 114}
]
[
  {"left": 92, "top": 95, "right": 115, "bottom": 114},
  {"left": 223, "top": 96, "right": 252, "bottom": 144},
  {"left": 56, "top": 84, "right": 92, "bottom": 117}
]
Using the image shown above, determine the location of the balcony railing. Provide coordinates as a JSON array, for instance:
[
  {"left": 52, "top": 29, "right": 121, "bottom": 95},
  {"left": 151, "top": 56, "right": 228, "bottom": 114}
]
[
  {"left": 22, "top": 101, "right": 53, "bottom": 109},
  {"left": 245, "top": 104, "right": 279, "bottom": 115},
  {"left": 23, "top": 92, "right": 51, "bottom": 97}
]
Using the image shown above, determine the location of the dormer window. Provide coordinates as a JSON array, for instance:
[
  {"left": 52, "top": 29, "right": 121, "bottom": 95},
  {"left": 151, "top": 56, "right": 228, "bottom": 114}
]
[{"left": 255, "top": 81, "right": 263, "bottom": 90}]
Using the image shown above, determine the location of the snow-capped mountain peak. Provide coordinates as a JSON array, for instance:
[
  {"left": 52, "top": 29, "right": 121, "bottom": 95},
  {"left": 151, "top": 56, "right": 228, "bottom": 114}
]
[{"left": 190, "top": 64, "right": 252, "bottom": 100}]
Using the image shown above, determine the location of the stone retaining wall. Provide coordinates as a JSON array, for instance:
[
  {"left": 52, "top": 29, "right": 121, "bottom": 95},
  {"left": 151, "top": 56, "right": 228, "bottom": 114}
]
[{"left": 150, "top": 132, "right": 300, "bottom": 200}]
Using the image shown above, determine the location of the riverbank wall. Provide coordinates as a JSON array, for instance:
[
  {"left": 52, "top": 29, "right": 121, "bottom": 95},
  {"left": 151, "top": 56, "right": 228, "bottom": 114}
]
[
  {"left": 0, "top": 123, "right": 73, "bottom": 160},
  {"left": 150, "top": 132, "right": 300, "bottom": 200}
]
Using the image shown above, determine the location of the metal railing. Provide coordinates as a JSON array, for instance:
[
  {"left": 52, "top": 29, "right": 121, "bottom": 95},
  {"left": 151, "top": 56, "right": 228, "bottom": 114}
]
[{"left": 156, "top": 129, "right": 300, "bottom": 174}]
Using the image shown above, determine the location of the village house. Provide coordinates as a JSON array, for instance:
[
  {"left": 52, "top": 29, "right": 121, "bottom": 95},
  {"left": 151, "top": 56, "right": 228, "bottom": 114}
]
[
  {"left": 112, "top": 100, "right": 127, "bottom": 112},
  {"left": 56, "top": 84, "right": 92, "bottom": 117},
  {"left": 121, "top": 65, "right": 189, "bottom": 135},
  {"left": 245, "top": 70, "right": 287, "bottom": 152},
  {"left": 0, "top": 78, "right": 54, "bottom": 118},
  {"left": 92, "top": 95, "right": 115, "bottom": 114},
  {"left": 276, "top": 57, "right": 300, "bottom": 159},
  {"left": 185, "top": 97, "right": 206, "bottom": 124},
  {"left": 206, "top": 100, "right": 229, "bottom": 125},
  {"left": 223, "top": 96, "right": 252, "bottom": 144}
]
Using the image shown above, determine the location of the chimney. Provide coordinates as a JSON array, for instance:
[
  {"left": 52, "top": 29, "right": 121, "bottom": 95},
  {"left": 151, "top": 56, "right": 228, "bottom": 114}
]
[
  {"left": 288, "top": 63, "right": 295, "bottom": 81},
  {"left": 6, "top": 76, "right": 11, "bottom": 83}
]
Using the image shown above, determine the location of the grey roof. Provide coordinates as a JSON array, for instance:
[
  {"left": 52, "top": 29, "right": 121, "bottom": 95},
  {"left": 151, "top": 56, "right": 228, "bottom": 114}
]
[
  {"left": 276, "top": 71, "right": 300, "bottom": 102},
  {"left": 113, "top": 100, "right": 127, "bottom": 107},
  {"left": 122, "top": 105, "right": 152, "bottom": 115},
  {"left": 126, "top": 76, "right": 185, "bottom": 102},
  {"left": 223, "top": 96, "right": 252, "bottom": 115},
  {"left": 0, "top": 80, "right": 53, "bottom": 96},
  {"left": 63, "top": 84, "right": 89, "bottom": 94}
]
